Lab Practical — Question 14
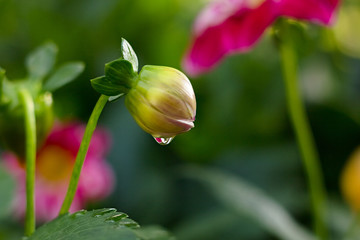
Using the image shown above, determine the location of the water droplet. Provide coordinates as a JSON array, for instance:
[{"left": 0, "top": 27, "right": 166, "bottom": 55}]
[
  {"left": 154, "top": 137, "right": 174, "bottom": 145},
  {"left": 71, "top": 209, "right": 87, "bottom": 218},
  {"left": 93, "top": 208, "right": 117, "bottom": 217},
  {"left": 106, "top": 213, "right": 128, "bottom": 221}
]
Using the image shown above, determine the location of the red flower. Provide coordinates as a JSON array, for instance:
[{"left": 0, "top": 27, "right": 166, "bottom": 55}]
[{"left": 183, "top": 0, "right": 340, "bottom": 76}]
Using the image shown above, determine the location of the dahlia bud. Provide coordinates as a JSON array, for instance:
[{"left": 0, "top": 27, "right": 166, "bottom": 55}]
[
  {"left": 91, "top": 38, "right": 196, "bottom": 144},
  {"left": 125, "top": 65, "right": 196, "bottom": 144}
]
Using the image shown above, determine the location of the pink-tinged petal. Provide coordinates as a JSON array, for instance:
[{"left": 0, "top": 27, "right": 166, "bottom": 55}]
[
  {"left": 78, "top": 159, "right": 115, "bottom": 201},
  {"left": 183, "top": 0, "right": 279, "bottom": 76},
  {"left": 44, "top": 122, "right": 111, "bottom": 159},
  {"left": 280, "top": 0, "right": 340, "bottom": 25}
]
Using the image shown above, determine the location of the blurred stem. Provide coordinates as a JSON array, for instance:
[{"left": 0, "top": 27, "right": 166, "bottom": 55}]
[
  {"left": 59, "top": 94, "right": 109, "bottom": 215},
  {"left": 278, "top": 21, "right": 327, "bottom": 240},
  {"left": 19, "top": 88, "right": 36, "bottom": 236}
]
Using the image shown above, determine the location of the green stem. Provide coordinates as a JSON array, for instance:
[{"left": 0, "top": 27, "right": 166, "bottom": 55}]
[
  {"left": 59, "top": 94, "right": 109, "bottom": 215},
  {"left": 19, "top": 88, "right": 37, "bottom": 236},
  {"left": 278, "top": 24, "right": 327, "bottom": 240}
]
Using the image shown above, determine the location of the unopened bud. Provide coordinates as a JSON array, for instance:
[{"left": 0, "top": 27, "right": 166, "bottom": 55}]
[
  {"left": 91, "top": 39, "right": 197, "bottom": 144},
  {"left": 125, "top": 65, "right": 196, "bottom": 142}
]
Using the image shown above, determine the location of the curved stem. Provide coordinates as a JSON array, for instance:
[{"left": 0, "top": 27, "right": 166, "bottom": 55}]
[
  {"left": 278, "top": 23, "right": 327, "bottom": 240},
  {"left": 19, "top": 88, "right": 37, "bottom": 236},
  {"left": 59, "top": 94, "right": 109, "bottom": 215}
]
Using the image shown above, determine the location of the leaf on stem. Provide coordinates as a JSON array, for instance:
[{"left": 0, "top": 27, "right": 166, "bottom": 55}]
[
  {"left": 26, "top": 42, "right": 58, "bottom": 81},
  {"left": 43, "top": 62, "right": 85, "bottom": 92},
  {"left": 183, "top": 166, "right": 316, "bottom": 240}
]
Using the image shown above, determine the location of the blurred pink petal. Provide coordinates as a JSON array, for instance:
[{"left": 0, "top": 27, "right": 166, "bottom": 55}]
[
  {"left": 2, "top": 122, "right": 115, "bottom": 223},
  {"left": 183, "top": 0, "right": 340, "bottom": 76}
]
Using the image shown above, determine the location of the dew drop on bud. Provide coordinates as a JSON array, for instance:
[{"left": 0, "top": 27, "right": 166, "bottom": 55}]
[{"left": 154, "top": 137, "right": 174, "bottom": 145}]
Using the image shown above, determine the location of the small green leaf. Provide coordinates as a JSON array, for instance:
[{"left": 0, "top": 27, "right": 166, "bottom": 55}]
[
  {"left": 183, "top": 167, "right": 316, "bottom": 240},
  {"left": 26, "top": 42, "right": 58, "bottom": 80},
  {"left": 105, "top": 59, "right": 137, "bottom": 90},
  {"left": 91, "top": 76, "right": 128, "bottom": 96},
  {"left": 43, "top": 62, "right": 85, "bottom": 91},
  {"left": 0, "top": 164, "right": 16, "bottom": 219},
  {"left": 121, "top": 38, "right": 139, "bottom": 72}
]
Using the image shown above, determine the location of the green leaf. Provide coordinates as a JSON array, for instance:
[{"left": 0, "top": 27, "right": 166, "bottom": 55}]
[
  {"left": 183, "top": 167, "right": 316, "bottom": 240},
  {"left": 120, "top": 38, "right": 138, "bottom": 72},
  {"left": 26, "top": 42, "right": 58, "bottom": 80},
  {"left": 29, "top": 208, "right": 139, "bottom": 240},
  {"left": 105, "top": 59, "right": 137, "bottom": 90},
  {"left": 29, "top": 208, "right": 174, "bottom": 240},
  {"left": 0, "top": 164, "right": 16, "bottom": 219},
  {"left": 91, "top": 76, "right": 128, "bottom": 96},
  {"left": 43, "top": 62, "right": 85, "bottom": 91}
]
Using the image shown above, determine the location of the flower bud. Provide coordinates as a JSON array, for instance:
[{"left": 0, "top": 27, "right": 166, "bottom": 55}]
[
  {"left": 125, "top": 65, "right": 196, "bottom": 142},
  {"left": 341, "top": 147, "right": 360, "bottom": 211}
]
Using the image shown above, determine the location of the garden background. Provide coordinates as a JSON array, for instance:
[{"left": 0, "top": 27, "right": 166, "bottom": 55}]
[{"left": 1, "top": 0, "right": 360, "bottom": 239}]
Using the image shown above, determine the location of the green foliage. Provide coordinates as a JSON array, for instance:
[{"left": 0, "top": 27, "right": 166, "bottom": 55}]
[
  {"left": 90, "top": 38, "right": 139, "bottom": 97},
  {"left": 28, "top": 208, "right": 174, "bottom": 240},
  {"left": 91, "top": 59, "right": 137, "bottom": 96},
  {"left": 26, "top": 42, "right": 58, "bottom": 81},
  {"left": 0, "top": 165, "right": 16, "bottom": 219},
  {"left": 104, "top": 59, "right": 137, "bottom": 90},
  {"left": 183, "top": 166, "right": 316, "bottom": 240},
  {"left": 43, "top": 62, "right": 85, "bottom": 92},
  {"left": 91, "top": 76, "right": 127, "bottom": 96}
]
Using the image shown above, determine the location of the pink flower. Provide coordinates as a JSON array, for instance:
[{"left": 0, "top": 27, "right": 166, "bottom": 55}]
[
  {"left": 2, "top": 122, "right": 115, "bottom": 223},
  {"left": 183, "top": 0, "right": 340, "bottom": 76}
]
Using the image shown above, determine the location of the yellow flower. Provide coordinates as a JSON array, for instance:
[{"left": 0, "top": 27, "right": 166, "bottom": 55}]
[{"left": 341, "top": 147, "right": 360, "bottom": 211}]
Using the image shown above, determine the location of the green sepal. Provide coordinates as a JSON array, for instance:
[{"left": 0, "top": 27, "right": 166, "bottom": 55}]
[
  {"left": 91, "top": 76, "right": 129, "bottom": 96},
  {"left": 90, "top": 39, "right": 139, "bottom": 96},
  {"left": 43, "top": 61, "right": 85, "bottom": 92},
  {"left": 25, "top": 42, "right": 58, "bottom": 81},
  {"left": 105, "top": 59, "right": 137, "bottom": 90},
  {"left": 120, "top": 38, "right": 138, "bottom": 72}
]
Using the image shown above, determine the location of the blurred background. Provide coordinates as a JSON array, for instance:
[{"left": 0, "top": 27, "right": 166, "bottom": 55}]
[{"left": 1, "top": 0, "right": 360, "bottom": 239}]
